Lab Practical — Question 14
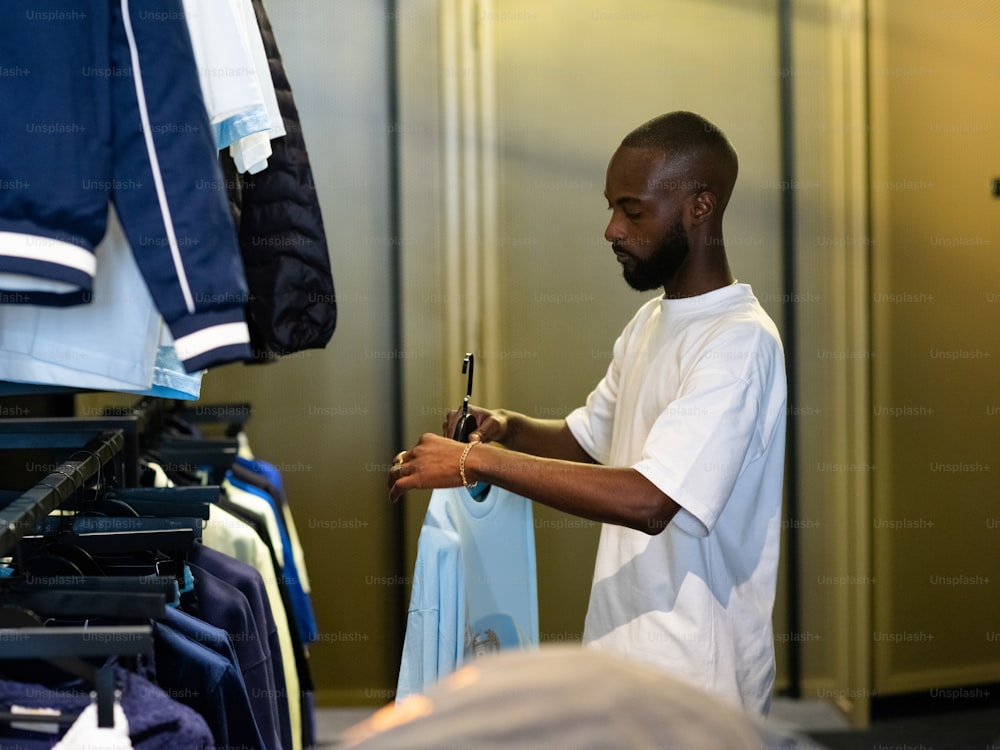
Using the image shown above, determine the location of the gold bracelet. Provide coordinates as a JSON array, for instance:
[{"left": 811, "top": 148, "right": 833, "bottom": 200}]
[{"left": 459, "top": 440, "right": 479, "bottom": 488}]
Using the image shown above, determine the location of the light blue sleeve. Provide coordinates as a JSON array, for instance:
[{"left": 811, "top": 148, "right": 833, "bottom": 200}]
[{"left": 214, "top": 106, "right": 271, "bottom": 150}]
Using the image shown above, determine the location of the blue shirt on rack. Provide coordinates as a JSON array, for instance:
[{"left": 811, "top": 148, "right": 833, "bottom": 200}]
[{"left": 224, "top": 471, "right": 318, "bottom": 646}]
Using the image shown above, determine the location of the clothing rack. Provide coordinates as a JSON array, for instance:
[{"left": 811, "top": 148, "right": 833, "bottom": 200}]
[
  {"left": 0, "top": 418, "right": 160, "bottom": 728},
  {"left": 0, "top": 402, "right": 251, "bottom": 558},
  {"left": 0, "top": 427, "right": 125, "bottom": 558},
  {"left": 0, "top": 402, "right": 312, "bottom": 743}
]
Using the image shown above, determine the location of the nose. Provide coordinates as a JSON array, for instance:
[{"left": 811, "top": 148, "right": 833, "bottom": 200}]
[{"left": 605, "top": 209, "right": 624, "bottom": 244}]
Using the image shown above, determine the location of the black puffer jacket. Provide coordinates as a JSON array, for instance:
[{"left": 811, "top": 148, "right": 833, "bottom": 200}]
[{"left": 223, "top": 0, "right": 337, "bottom": 362}]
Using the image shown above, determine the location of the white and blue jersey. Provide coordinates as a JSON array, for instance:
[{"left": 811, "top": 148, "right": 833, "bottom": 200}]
[{"left": 0, "top": 0, "right": 251, "bottom": 371}]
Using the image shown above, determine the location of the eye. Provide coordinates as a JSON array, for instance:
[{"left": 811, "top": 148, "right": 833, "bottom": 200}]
[{"left": 607, "top": 202, "right": 642, "bottom": 221}]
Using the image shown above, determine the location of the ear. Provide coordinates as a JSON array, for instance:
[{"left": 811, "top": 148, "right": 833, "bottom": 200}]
[{"left": 687, "top": 191, "right": 717, "bottom": 226}]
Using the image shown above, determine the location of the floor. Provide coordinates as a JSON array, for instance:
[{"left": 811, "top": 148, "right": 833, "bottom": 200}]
[
  {"left": 311, "top": 696, "right": 1000, "bottom": 749},
  {"left": 806, "top": 693, "right": 1000, "bottom": 750},
  {"left": 313, "top": 707, "right": 376, "bottom": 746}
]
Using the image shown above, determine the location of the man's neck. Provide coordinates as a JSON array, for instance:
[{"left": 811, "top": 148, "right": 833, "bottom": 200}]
[{"left": 662, "top": 233, "right": 734, "bottom": 298}]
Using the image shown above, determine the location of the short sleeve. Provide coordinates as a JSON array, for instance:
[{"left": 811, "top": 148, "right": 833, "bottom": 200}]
[
  {"left": 565, "top": 335, "right": 627, "bottom": 465},
  {"left": 633, "top": 371, "right": 763, "bottom": 538}
]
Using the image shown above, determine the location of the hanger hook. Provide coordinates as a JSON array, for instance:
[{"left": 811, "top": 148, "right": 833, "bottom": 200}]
[{"left": 461, "top": 353, "right": 474, "bottom": 410}]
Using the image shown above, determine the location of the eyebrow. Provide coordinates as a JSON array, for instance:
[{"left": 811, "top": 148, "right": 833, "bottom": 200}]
[{"left": 605, "top": 194, "right": 643, "bottom": 206}]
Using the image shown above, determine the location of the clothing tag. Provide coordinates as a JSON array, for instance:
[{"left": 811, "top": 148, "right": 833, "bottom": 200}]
[{"left": 11, "top": 704, "right": 62, "bottom": 734}]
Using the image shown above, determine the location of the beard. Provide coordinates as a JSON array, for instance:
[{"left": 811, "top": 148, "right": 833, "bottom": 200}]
[{"left": 617, "top": 220, "right": 690, "bottom": 292}]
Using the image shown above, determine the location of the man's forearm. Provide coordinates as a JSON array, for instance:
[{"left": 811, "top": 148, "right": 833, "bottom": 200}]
[
  {"left": 465, "top": 441, "right": 679, "bottom": 535},
  {"left": 497, "top": 411, "right": 597, "bottom": 463}
]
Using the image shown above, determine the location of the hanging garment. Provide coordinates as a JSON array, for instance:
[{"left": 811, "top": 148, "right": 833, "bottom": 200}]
[
  {"left": 0, "top": 206, "right": 202, "bottom": 398},
  {"left": 219, "top": 469, "right": 318, "bottom": 748},
  {"left": 152, "top": 605, "right": 266, "bottom": 750},
  {"left": 0, "top": 0, "right": 251, "bottom": 372},
  {"left": 202, "top": 501, "right": 302, "bottom": 750},
  {"left": 222, "top": 0, "right": 337, "bottom": 362},
  {"left": 187, "top": 543, "right": 285, "bottom": 750},
  {"left": 0, "top": 668, "right": 214, "bottom": 749},
  {"left": 224, "top": 472, "right": 317, "bottom": 646},
  {"left": 231, "top": 454, "right": 312, "bottom": 597},
  {"left": 182, "top": 560, "right": 282, "bottom": 750},
  {"left": 52, "top": 699, "right": 132, "bottom": 750},
  {"left": 396, "top": 486, "right": 539, "bottom": 700},
  {"left": 212, "top": 495, "right": 316, "bottom": 750},
  {"left": 226, "top": 0, "right": 285, "bottom": 174},
  {"left": 180, "top": 0, "right": 273, "bottom": 152},
  {"left": 0, "top": 206, "right": 159, "bottom": 391}
]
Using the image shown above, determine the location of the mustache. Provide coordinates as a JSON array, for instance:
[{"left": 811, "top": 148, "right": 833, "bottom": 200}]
[{"left": 612, "top": 238, "right": 654, "bottom": 252}]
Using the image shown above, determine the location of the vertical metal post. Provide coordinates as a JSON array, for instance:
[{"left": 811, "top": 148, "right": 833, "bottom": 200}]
[{"left": 778, "top": 0, "right": 802, "bottom": 699}]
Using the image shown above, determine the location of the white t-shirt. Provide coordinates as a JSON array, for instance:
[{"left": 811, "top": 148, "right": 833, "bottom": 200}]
[{"left": 565, "top": 282, "right": 787, "bottom": 715}]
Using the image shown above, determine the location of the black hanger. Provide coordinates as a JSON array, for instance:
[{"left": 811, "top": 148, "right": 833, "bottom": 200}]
[
  {"left": 0, "top": 588, "right": 170, "bottom": 621},
  {"left": 18, "top": 527, "right": 194, "bottom": 556},
  {"left": 450, "top": 353, "right": 491, "bottom": 500},
  {"left": 103, "top": 486, "right": 216, "bottom": 520},
  {"left": 17, "top": 526, "right": 194, "bottom": 590},
  {"left": 175, "top": 401, "right": 253, "bottom": 438},
  {"left": 24, "top": 540, "right": 105, "bottom": 577},
  {"left": 0, "top": 621, "right": 153, "bottom": 728},
  {"left": 154, "top": 434, "right": 238, "bottom": 486},
  {"left": 0, "top": 429, "right": 126, "bottom": 559},
  {"left": 61, "top": 481, "right": 141, "bottom": 520},
  {"left": 452, "top": 353, "right": 478, "bottom": 442}
]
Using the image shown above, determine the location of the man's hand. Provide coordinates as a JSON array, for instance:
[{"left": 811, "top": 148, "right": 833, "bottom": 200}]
[
  {"left": 443, "top": 405, "right": 510, "bottom": 444},
  {"left": 387, "top": 432, "right": 471, "bottom": 503}
]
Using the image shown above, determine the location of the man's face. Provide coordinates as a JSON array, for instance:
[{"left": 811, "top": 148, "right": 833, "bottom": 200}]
[{"left": 604, "top": 146, "right": 692, "bottom": 292}]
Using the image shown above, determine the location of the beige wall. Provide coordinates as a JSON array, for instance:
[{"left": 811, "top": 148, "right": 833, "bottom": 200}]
[
  {"left": 869, "top": 0, "right": 1000, "bottom": 695},
  {"left": 786, "top": 0, "right": 1000, "bottom": 726}
]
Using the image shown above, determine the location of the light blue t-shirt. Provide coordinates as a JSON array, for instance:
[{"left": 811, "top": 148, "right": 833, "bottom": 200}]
[{"left": 396, "top": 486, "right": 539, "bottom": 700}]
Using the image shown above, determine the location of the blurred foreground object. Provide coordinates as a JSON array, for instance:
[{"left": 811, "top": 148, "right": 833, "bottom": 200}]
[{"left": 342, "top": 645, "right": 827, "bottom": 750}]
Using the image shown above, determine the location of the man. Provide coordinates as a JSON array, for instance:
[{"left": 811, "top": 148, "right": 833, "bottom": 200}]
[{"left": 388, "top": 111, "right": 787, "bottom": 715}]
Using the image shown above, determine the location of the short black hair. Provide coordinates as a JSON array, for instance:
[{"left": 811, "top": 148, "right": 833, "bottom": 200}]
[{"left": 621, "top": 111, "right": 738, "bottom": 176}]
